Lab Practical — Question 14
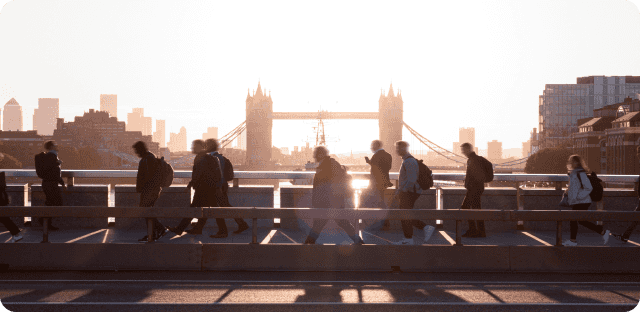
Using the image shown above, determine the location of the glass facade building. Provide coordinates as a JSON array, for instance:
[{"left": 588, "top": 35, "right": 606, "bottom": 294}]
[{"left": 539, "top": 76, "right": 640, "bottom": 149}]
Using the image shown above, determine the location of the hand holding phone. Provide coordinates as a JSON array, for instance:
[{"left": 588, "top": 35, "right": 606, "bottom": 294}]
[{"left": 364, "top": 156, "right": 370, "bottom": 163}]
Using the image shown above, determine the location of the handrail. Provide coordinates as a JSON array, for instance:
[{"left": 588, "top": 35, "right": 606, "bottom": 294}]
[
  {"left": 2, "top": 170, "right": 638, "bottom": 183},
  {"left": 4, "top": 206, "right": 639, "bottom": 245}
]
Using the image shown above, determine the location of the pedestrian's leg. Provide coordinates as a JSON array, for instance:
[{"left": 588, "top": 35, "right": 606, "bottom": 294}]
[
  {"left": 0, "top": 217, "right": 20, "bottom": 235},
  {"left": 408, "top": 192, "right": 426, "bottom": 230},
  {"left": 173, "top": 218, "right": 193, "bottom": 234},
  {"left": 215, "top": 218, "right": 228, "bottom": 234},
  {"left": 622, "top": 203, "right": 640, "bottom": 239},
  {"left": 191, "top": 218, "right": 207, "bottom": 232},
  {"left": 461, "top": 190, "right": 477, "bottom": 235},
  {"left": 399, "top": 192, "right": 413, "bottom": 238},
  {"left": 152, "top": 218, "right": 165, "bottom": 236},
  {"left": 308, "top": 218, "right": 329, "bottom": 241}
]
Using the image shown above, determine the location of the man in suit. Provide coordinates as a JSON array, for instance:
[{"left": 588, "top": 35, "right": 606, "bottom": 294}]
[
  {"left": 364, "top": 140, "right": 393, "bottom": 230},
  {"left": 39, "top": 141, "right": 66, "bottom": 231},
  {"left": 133, "top": 141, "right": 169, "bottom": 242},
  {"left": 169, "top": 140, "right": 222, "bottom": 236},
  {"left": 460, "top": 142, "right": 487, "bottom": 238}
]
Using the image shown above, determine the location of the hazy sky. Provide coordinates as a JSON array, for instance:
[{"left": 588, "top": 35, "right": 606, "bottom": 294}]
[{"left": 2, "top": 0, "right": 640, "bottom": 154}]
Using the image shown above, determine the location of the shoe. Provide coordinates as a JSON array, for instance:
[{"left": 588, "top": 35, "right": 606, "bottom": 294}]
[
  {"left": 562, "top": 239, "right": 577, "bottom": 247},
  {"left": 393, "top": 237, "right": 414, "bottom": 245},
  {"left": 8, "top": 234, "right": 22, "bottom": 243},
  {"left": 423, "top": 226, "right": 435, "bottom": 242},
  {"left": 185, "top": 228, "right": 203, "bottom": 235},
  {"left": 138, "top": 235, "right": 151, "bottom": 242},
  {"left": 304, "top": 236, "right": 316, "bottom": 245},
  {"left": 156, "top": 228, "right": 170, "bottom": 240},
  {"left": 210, "top": 232, "right": 228, "bottom": 239},
  {"left": 602, "top": 230, "right": 611, "bottom": 245},
  {"left": 461, "top": 230, "right": 477, "bottom": 238},
  {"left": 168, "top": 227, "right": 183, "bottom": 236},
  {"left": 611, "top": 233, "right": 628, "bottom": 243},
  {"left": 233, "top": 223, "right": 249, "bottom": 235}
]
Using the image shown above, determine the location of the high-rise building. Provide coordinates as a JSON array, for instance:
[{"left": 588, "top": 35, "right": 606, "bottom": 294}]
[
  {"left": 167, "top": 126, "right": 187, "bottom": 152},
  {"left": 3, "top": 98, "right": 22, "bottom": 131},
  {"left": 236, "top": 129, "right": 246, "bottom": 150},
  {"left": 453, "top": 128, "right": 478, "bottom": 155},
  {"left": 153, "top": 119, "right": 165, "bottom": 148},
  {"left": 539, "top": 76, "right": 640, "bottom": 149},
  {"left": 379, "top": 84, "right": 404, "bottom": 171},
  {"left": 127, "top": 108, "right": 152, "bottom": 136},
  {"left": 488, "top": 140, "right": 502, "bottom": 161},
  {"left": 100, "top": 94, "right": 117, "bottom": 118},
  {"left": 33, "top": 98, "right": 59, "bottom": 135},
  {"left": 202, "top": 127, "right": 218, "bottom": 140}
]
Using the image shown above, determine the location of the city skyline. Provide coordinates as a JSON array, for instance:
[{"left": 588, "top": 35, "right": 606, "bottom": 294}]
[{"left": 2, "top": 1, "right": 640, "bottom": 153}]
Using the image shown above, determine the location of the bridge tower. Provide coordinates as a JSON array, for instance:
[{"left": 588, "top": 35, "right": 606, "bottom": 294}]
[
  {"left": 379, "top": 83, "right": 403, "bottom": 171},
  {"left": 245, "top": 82, "right": 273, "bottom": 168}
]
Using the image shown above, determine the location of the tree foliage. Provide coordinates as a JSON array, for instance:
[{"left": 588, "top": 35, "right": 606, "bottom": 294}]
[{"left": 524, "top": 147, "right": 573, "bottom": 174}]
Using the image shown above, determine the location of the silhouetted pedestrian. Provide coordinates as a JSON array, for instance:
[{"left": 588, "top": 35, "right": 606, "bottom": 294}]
[
  {"left": 169, "top": 140, "right": 222, "bottom": 236},
  {"left": 611, "top": 147, "right": 640, "bottom": 243},
  {"left": 304, "top": 146, "right": 363, "bottom": 245},
  {"left": 0, "top": 172, "right": 22, "bottom": 243},
  {"left": 392, "top": 141, "right": 434, "bottom": 245},
  {"left": 133, "top": 141, "right": 169, "bottom": 242},
  {"left": 362, "top": 140, "right": 393, "bottom": 230},
  {"left": 204, "top": 139, "right": 249, "bottom": 238},
  {"left": 460, "top": 142, "right": 487, "bottom": 238},
  {"left": 34, "top": 141, "right": 66, "bottom": 231},
  {"left": 562, "top": 155, "right": 610, "bottom": 246}
]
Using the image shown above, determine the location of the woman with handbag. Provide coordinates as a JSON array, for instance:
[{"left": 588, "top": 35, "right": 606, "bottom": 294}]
[{"left": 562, "top": 155, "right": 610, "bottom": 246}]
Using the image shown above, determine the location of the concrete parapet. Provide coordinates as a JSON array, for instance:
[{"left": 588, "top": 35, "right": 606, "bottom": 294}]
[
  {"left": 509, "top": 246, "right": 640, "bottom": 273},
  {"left": 227, "top": 186, "right": 274, "bottom": 208},
  {"left": 440, "top": 187, "right": 517, "bottom": 232},
  {"left": 0, "top": 243, "right": 202, "bottom": 270},
  {"left": 4, "top": 184, "right": 28, "bottom": 228},
  {"left": 114, "top": 185, "right": 191, "bottom": 230},
  {"left": 31, "top": 184, "right": 109, "bottom": 228}
]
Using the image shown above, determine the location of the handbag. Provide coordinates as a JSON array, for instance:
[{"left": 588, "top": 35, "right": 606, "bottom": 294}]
[{"left": 559, "top": 192, "right": 571, "bottom": 207}]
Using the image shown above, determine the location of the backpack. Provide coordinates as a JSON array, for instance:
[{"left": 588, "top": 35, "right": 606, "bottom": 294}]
[
  {"left": 408, "top": 156, "right": 434, "bottom": 190},
  {"left": 34, "top": 152, "right": 48, "bottom": 179},
  {"left": 217, "top": 154, "right": 234, "bottom": 182},
  {"left": 478, "top": 156, "right": 494, "bottom": 183},
  {"left": 337, "top": 164, "right": 354, "bottom": 193},
  {"left": 157, "top": 156, "right": 174, "bottom": 188},
  {"left": 577, "top": 170, "right": 604, "bottom": 202}
]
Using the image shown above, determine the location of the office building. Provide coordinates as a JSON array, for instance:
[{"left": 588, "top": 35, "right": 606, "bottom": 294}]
[
  {"left": 153, "top": 119, "right": 165, "bottom": 148},
  {"left": 202, "top": 127, "right": 218, "bottom": 140},
  {"left": 3, "top": 98, "right": 22, "bottom": 131},
  {"left": 487, "top": 140, "right": 502, "bottom": 161},
  {"left": 33, "top": 98, "right": 59, "bottom": 135},
  {"left": 100, "top": 94, "right": 117, "bottom": 118},
  {"left": 167, "top": 126, "right": 187, "bottom": 152},
  {"left": 539, "top": 75, "right": 640, "bottom": 149},
  {"left": 127, "top": 108, "right": 152, "bottom": 136}
]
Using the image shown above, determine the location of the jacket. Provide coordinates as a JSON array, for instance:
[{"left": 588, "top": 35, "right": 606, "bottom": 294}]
[
  {"left": 188, "top": 153, "right": 222, "bottom": 190},
  {"left": 136, "top": 152, "right": 160, "bottom": 193},
  {"left": 464, "top": 152, "right": 485, "bottom": 190},
  {"left": 369, "top": 149, "right": 393, "bottom": 190},
  {"left": 312, "top": 156, "right": 345, "bottom": 208},
  {"left": 396, "top": 153, "right": 421, "bottom": 194},
  {"left": 567, "top": 168, "right": 592, "bottom": 205},
  {"left": 209, "top": 151, "right": 228, "bottom": 189},
  {"left": 40, "top": 151, "right": 65, "bottom": 186}
]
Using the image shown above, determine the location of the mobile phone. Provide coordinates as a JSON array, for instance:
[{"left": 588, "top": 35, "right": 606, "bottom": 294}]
[{"left": 364, "top": 156, "right": 370, "bottom": 162}]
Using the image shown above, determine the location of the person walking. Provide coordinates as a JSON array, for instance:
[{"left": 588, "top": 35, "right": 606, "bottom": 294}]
[
  {"left": 203, "top": 139, "right": 249, "bottom": 238},
  {"left": 35, "top": 141, "right": 66, "bottom": 231},
  {"left": 563, "top": 155, "right": 610, "bottom": 246},
  {"left": 611, "top": 147, "right": 640, "bottom": 243},
  {"left": 460, "top": 143, "right": 488, "bottom": 238},
  {"left": 169, "top": 140, "right": 222, "bottom": 236},
  {"left": 392, "top": 141, "right": 435, "bottom": 245},
  {"left": 0, "top": 172, "right": 22, "bottom": 243},
  {"left": 304, "top": 146, "right": 363, "bottom": 245},
  {"left": 133, "top": 141, "right": 169, "bottom": 242},
  {"left": 363, "top": 140, "right": 393, "bottom": 230}
]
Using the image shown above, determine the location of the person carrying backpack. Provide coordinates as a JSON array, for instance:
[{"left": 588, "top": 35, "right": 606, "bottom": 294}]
[
  {"left": 562, "top": 155, "right": 610, "bottom": 246},
  {"left": 133, "top": 141, "right": 169, "bottom": 243},
  {"left": 460, "top": 142, "right": 490, "bottom": 238},
  {"left": 391, "top": 141, "right": 435, "bottom": 245},
  {"left": 35, "top": 141, "right": 67, "bottom": 231}
]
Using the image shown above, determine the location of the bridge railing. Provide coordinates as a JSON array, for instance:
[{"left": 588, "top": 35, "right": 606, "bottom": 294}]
[{"left": 2, "top": 206, "right": 639, "bottom": 246}]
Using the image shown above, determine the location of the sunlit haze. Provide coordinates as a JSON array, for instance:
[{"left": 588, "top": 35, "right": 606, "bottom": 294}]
[{"left": 2, "top": 0, "right": 640, "bottom": 154}]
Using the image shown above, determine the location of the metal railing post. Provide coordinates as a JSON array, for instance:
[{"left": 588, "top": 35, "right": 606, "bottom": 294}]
[
  {"left": 252, "top": 214, "right": 258, "bottom": 244},
  {"left": 516, "top": 183, "right": 524, "bottom": 230},
  {"left": 555, "top": 181, "right": 562, "bottom": 191},
  {"left": 596, "top": 201, "right": 604, "bottom": 226},
  {"left": 233, "top": 178, "right": 239, "bottom": 188},
  {"left": 147, "top": 218, "right": 154, "bottom": 243},
  {"left": 455, "top": 220, "right": 463, "bottom": 246},
  {"left": 436, "top": 187, "right": 443, "bottom": 229},
  {"left": 41, "top": 218, "right": 50, "bottom": 243},
  {"left": 67, "top": 177, "right": 74, "bottom": 187},
  {"left": 556, "top": 221, "right": 562, "bottom": 247}
]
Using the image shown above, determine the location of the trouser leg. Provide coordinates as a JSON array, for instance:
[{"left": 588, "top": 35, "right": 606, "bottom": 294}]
[
  {"left": 570, "top": 221, "right": 578, "bottom": 240},
  {"left": 174, "top": 218, "right": 193, "bottom": 233},
  {"left": 192, "top": 218, "right": 208, "bottom": 231},
  {"left": 571, "top": 203, "right": 595, "bottom": 240},
  {"left": 152, "top": 218, "right": 165, "bottom": 236},
  {"left": 215, "top": 218, "right": 228, "bottom": 234},
  {"left": 623, "top": 203, "right": 640, "bottom": 239},
  {"left": 42, "top": 181, "right": 62, "bottom": 227},
  {"left": 399, "top": 191, "right": 419, "bottom": 238},
  {"left": 308, "top": 218, "right": 329, "bottom": 241},
  {"left": 0, "top": 217, "right": 20, "bottom": 235},
  {"left": 234, "top": 218, "right": 248, "bottom": 227}
]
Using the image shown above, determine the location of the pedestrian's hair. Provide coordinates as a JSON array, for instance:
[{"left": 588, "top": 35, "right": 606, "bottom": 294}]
[
  {"left": 192, "top": 139, "right": 205, "bottom": 148},
  {"left": 460, "top": 142, "right": 473, "bottom": 150},
  {"left": 205, "top": 139, "right": 219, "bottom": 152},
  {"left": 44, "top": 141, "right": 55, "bottom": 151},
  {"left": 314, "top": 146, "right": 329, "bottom": 158},
  {"left": 395, "top": 140, "right": 409, "bottom": 149},
  {"left": 568, "top": 154, "right": 590, "bottom": 172},
  {"left": 371, "top": 140, "right": 383, "bottom": 149},
  {"left": 132, "top": 141, "right": 148, "bottom": 153}
]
